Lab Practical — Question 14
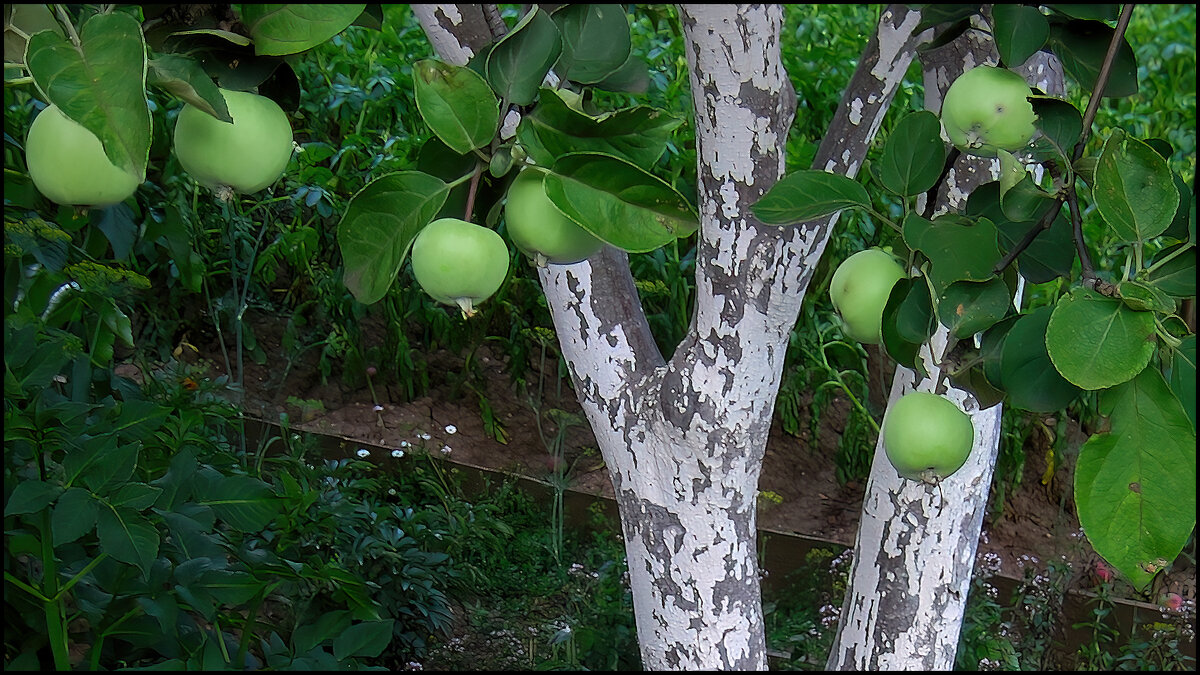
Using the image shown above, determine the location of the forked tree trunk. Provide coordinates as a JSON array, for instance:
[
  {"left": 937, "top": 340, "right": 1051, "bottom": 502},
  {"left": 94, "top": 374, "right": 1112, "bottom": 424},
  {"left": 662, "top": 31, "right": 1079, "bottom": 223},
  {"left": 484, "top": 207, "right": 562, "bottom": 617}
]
[
  {"left": 826, "top": 17, "right": 1066, "bottom": 670},
  {"left": 412, "top": 3, "right": 927, "bottom": 668}
]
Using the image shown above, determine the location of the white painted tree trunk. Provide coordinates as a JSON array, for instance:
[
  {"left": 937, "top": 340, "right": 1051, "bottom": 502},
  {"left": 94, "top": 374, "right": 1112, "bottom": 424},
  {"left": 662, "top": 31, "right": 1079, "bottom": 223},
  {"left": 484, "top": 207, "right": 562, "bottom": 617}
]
[
  {"left": 412, "top": 3, "right": 930, "bottom": 668},
  {"left": 825, "top": 17, "right": 1066, "bottom": 670}
]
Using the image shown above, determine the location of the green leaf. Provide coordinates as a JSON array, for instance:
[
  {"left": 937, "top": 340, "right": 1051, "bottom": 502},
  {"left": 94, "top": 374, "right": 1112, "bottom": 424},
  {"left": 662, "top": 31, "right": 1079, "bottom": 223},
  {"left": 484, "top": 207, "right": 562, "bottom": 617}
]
[
  {"left": 550, "top": 4, "right": 631, "bottom": 84},
  {"left": 5, "top": 479, "right": 62, "bottom": 515},
  {"left": 1047, "top": 19, "right": 1138, "bottom": 98},
  {"left": 880, "top": 278, "right": 933, "bottom": 376},
  {"left": 992, "top": 4, "right": 1050, "bottom": 67},
  {"left": 1161, "top": 174, "right": 1193, "bottom": 243},
  {"left": 1164, "top": 336, "right": 1195, "bottom": 430},
  {"left": 967, "top": 181, "right": 1073, "bottom": 284},
  {"left": 97, "top": 506, "right": 160, "bottom": 579},
  {"left": 293, "top": 610, "right": 352, "bottom": 653},
  {"left": 109, "top": 483, "right": 163, "bottom": 511},
  {"left": 1029, "top": 96, "right": 1083, "bottom": 155},
  {"left": 52, "top": 487, "right": 98, "bottom": 546},
  {"left": 147, "top": 54, "right": 232, "bottom": 122},
  {"left": 4, "top": 4, "right": 63, "bottom": 64},
  {"left": 997, "top": 149, "right": 1057, "bottom": 223},
  {"left": 333, "top": 619, "right": 395, "bottom": 660},
  {"left": 752, "top": 170, "right": 871, "bottom": 225},
  {"left": 195, "top": 471, "right": 279, "bottom": 532},
  {"left": 999, "top": 306, "right": 1081, "bottom": 412},
  {"left": 516, "top": 88, "right": 682, "bottom": 169},
  {"left": 543, "top": 153, "right": 698, "bottom": 253},
  {"left": 877, "top": 111, "right": 946, "bottom": 197},
  {"left": 937, "top": 278, "right": 1013, "bottom": 339},
  {"left": 593, "top": 51, "right": 651, "bottom": 94},
  {"left": 1045, "top": 288, "right": 1157, "bottom": 390},
  {"left": 240, "top": 4, "right": 366, "bottom": 56},
  {"left": 26, "top": 12, "right": 150, "bottom": 180},
  {"left": 337, "top": 171, "right": 450, "bottom": 305},
  {"left": 1145, "top": 244, "right": 1196, "bottom": 298},
  {"left": 486, "top": 6, "right": 562, "bottom": 106},
  {"left": 413, "top": 59, "right": 500, "bottom": 155},
  {"left": 1074, "top": 366, "right": 1196, "bottom": 592},
  {"left": 1117, "top": 279, "right": 1176, "bottom": 314},
  {"left": 903, "top": 213, "right": 1003, "bottom": 292},
  {"left": 1094, "top": 130, "right": 1181, "bottom": 244}
]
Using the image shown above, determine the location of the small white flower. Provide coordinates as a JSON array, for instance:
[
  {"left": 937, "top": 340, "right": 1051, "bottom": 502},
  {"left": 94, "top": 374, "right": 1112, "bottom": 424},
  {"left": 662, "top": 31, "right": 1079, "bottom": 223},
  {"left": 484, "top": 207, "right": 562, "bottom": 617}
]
[
  {"left": 440, "top": 445, "right": 452, "bottom": 455},
  {"left": 419, "top": 432, "right": 432, "bottom": 440},
  {"left": 392, "top": 449, "right": 405, "bottom": 458},
  {"left": 356, "top": 448, "right": 370, "bottom": 458},
  {"left": 400, "top": 440, "right": 410, "bottom": 448},
  {"left": 373, "top": 405, "right": 384, "bottom": 412},
  {"left": 444, "top": 424, "right": 457, "bottom": 434}
]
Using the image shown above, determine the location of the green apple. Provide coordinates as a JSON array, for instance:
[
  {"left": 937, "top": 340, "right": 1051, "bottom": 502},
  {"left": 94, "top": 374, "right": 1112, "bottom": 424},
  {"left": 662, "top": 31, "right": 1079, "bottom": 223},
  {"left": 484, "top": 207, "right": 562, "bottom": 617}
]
[
  {"left": 173, "top": 88, "right": 294, "bottom": 194},
  {"left": 505, "top": 168, "right": 604, "bottom": 266},
  {"left": 941, "top": 65, "right": 1037, "bottom": 157},
  {"left": 411, "top": 218, "right": 510, "bottom": 318},
  {"left": 828, "top": 248, "right": 906, "bottom": 344},
  {"left": 25, "top": 104, "right": 140, "bottom": 208},
  {"left": 883, "top": 391, "right": 975, "bottom": 482}
]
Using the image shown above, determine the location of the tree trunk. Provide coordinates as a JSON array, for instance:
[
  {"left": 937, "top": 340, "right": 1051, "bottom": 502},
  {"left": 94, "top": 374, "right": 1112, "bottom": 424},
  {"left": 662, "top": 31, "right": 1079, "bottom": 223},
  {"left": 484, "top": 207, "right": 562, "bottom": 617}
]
[
  {"left": 826, "top": 14, "right": 1066, "bottom": 670},
  {"left": 413, "top": 3, "right": 927, "bottom": 668}
]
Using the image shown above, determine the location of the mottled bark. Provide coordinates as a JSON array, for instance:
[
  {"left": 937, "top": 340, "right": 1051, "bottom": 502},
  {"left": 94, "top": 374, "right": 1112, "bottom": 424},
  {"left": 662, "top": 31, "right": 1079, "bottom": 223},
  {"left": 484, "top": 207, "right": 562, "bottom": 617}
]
[
  {"left": 826, "top": 13, "right": 1066, "bottom": 670},
  {"left": 409, "top": 3, "right": 932, "bottom": 669}
]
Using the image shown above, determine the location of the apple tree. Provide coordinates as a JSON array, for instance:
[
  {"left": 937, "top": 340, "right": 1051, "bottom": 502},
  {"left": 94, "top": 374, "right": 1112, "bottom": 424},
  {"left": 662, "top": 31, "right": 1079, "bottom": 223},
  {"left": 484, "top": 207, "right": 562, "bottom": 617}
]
[{"left": 4, "top": 2, "right": 1194, "bottom": 671}]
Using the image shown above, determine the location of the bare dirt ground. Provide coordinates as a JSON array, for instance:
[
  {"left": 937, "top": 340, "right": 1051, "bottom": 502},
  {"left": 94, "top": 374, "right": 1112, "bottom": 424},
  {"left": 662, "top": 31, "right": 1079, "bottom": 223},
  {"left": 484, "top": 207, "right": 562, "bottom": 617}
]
[{"left": 190, "top": 310, "right": 1194, "bottom": 613}]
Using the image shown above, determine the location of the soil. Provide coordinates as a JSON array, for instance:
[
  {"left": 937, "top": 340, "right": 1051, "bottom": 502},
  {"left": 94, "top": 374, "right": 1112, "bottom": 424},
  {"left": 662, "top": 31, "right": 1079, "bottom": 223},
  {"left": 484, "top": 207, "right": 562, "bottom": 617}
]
[{"left": 174, "top": 309, "right": 1194, "bottom": 612}]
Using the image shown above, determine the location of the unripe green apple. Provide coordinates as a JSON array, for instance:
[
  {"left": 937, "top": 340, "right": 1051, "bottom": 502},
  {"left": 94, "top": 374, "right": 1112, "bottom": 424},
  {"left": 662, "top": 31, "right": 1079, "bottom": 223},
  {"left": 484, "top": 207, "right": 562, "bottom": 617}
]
[
  {"left": 411, "top": 218, "right": 510, "bottom": 318},
  {"left": 25, "top": 104, "right": 140, "bottom": 208},
  {"left": 828, "top": 248, "right": 906, "bottom": 344},
  {"left": 505, "top": 168, "right": 604, "bottom": 266},
  {"left": 940, "top": 65, "right": 1037, "bottom": 157},
  {"left": 173, "top": 88, "right": 294, "bottom": 194},
  {"left": 883, "top": 391, "right": 975, "bottom": 482}
]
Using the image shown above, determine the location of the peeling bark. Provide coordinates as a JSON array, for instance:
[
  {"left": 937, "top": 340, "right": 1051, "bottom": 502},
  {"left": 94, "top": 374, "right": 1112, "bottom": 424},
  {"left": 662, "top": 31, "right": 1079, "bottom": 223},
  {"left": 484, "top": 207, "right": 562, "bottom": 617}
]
[{"left": 826, "top": 14, "right": 1066, "bottom": 670}]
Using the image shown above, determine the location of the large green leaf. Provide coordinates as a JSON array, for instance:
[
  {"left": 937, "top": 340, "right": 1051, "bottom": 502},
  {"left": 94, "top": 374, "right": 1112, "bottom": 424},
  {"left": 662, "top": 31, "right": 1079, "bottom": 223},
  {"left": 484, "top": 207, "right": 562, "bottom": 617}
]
[
  {"left": 337, "top": 171, "right": 450, "bottom": 305},
  {"left": 937, "top": 278, "right": 1013, "bottom": 339},
  {"left": 516, "top": 88, "right": 681, "bottom": 169},
  {"left": 413, "top": 59, "right": 500, "bottom": 155},
  {"left": 1075, "top": 366, "right": 1196, "bottom": 592},
  {"left": 5, "top": 479, "right": 62, "bottom": 515},
  {"left": 752, "top": 170, "right": 871, "bottom": 225},
  {"left": 880, "top": 277, "right": 933, "bottom": 376},
  {"left": 241, "top": 4, "right": 366, "bottom": 56},
  {"left": 52, "top": 487, "right": 98, "bottom": 547},
  {"left": 1094, "top": 130, "right": 1180, "bottom": 245},
  {"left": 147, "top": 54, "right": 232, "bottom": 122},
  {"left": 1165, "top": 335, "right": 1196, "bottom": 430},
  {"left": 877, "top": 111, "right": 945, "bottom": 197},
  {"left": 97, "top": 505, "right": 160, "bottom": 579},
  {"left": 1145, "top": 244, "right": 1196, "bottom": 298},
  {"left": 26, "top": 11, "right": 150, "bottom": 180},
  {"left": 194, "top": 469, "right": 279, "bottom": 532},
  {"left": 1045, "top": 288, "right": 1157, "bottom": 390},
  {"left": 333, "top": 620, "right": 396, "bottom": 660},
  {"left": 1047, "top": 19, "right": 1138, "bottom": 98},
  {"left": 486, "top": 6, "right": 561, "bottom": 106},
  {"left": 550, "top": 4, "right": 631, "bottom": 84},
  {"left": 903, "top": 213, "right": 1003, "bottom": 292},
  {"left": 968, "top": 181, "right": 1073, "bottom": 284},
  {"left": 543, "top": 153, "right": 697, "bottom": 253},
  {"left": 999, "top": 306, "right": 1081, "bottom": 412},
  {"left": 992, "top": 4, "right": 1050, "bottom": 67}
]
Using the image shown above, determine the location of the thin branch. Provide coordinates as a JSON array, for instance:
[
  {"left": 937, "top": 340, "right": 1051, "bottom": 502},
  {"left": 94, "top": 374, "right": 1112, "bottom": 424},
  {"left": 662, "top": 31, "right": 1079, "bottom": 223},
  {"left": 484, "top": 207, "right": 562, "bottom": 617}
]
[
  {"left": 991, "top": 195, "right": 1065, "bottom": 275},
  {"left": 1072, "top": 3, "right": 1137, "bottom": 162}
]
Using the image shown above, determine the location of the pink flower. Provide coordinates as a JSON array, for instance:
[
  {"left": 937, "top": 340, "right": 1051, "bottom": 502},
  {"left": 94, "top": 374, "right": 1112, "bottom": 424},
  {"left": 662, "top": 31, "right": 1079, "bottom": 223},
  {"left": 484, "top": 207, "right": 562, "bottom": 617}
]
[
  {"left": 1162, "top": 592, "right": 1184, "bottom": 612},
  {"left": 1094, "top": 560, "right": 1114, "bottom": 584}
]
